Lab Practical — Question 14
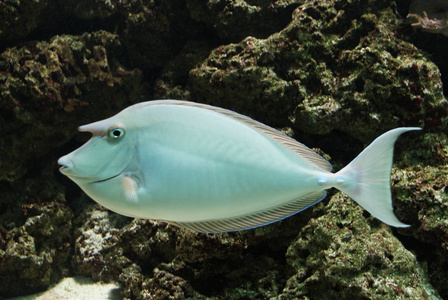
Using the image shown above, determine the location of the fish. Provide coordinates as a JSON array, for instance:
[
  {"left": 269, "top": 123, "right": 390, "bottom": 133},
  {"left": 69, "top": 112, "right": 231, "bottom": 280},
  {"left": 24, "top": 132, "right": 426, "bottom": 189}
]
[{"left": 58, "top": 100, "right": 421, "bottom": 233}]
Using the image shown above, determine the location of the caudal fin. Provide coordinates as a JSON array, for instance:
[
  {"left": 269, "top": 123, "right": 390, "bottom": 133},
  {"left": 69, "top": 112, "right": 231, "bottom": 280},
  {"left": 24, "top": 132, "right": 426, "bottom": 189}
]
[{"left": 335, "top": 127, "right": 421, "bottom": 227}]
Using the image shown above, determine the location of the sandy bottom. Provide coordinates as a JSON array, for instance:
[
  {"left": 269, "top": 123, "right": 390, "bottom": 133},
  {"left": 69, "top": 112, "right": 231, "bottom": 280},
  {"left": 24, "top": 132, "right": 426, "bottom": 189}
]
[{"left": 7, "top": 276, "right": 122, "bottom": 300}]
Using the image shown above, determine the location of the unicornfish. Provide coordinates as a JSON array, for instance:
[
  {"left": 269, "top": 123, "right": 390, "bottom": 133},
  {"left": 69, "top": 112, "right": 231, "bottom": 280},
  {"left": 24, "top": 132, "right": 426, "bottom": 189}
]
[{"left": 58, "top": 100, "right": 420, "bottom": 232}]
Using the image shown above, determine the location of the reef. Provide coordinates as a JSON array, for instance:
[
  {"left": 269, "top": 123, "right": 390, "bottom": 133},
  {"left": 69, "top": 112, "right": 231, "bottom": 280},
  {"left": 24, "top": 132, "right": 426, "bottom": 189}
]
[
  {"left": 0, "top": 173, "right": 73, "bottom": 296},
  {"left": 0, "top": 31, "right": 143, "bottom": 182},
  {"left": 282, "top": 193, "right": 440, "bottom": 299},
  {"left": 188, "top": 0, "right": 447, "bottom": 143},
  {"left": 0, "top": 0, "right": 447, "bottom": 299}
]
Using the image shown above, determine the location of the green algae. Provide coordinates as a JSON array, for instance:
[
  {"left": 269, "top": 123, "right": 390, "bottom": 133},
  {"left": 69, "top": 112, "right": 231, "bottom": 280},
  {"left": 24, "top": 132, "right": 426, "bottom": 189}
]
[
  {"left": 0, "top": 31, "right": 144, "bottom": 182},
  {"left": 0, "top": 0, "right": 48, "bottom": 42},
  {"left": 187, "top": 0, "right": 301, "bottom": 40},
  {"left": 391, "top": 132, "right": 448, "bottom": 296},
  {"left": 189, "top": 0, "right": 447, "bottom": 142},
  {"left": 0, "top": 195, "right": 73, "bottom": 296},
  {"left": 281, "top": 193, "right": 442, "bottom": 299}
]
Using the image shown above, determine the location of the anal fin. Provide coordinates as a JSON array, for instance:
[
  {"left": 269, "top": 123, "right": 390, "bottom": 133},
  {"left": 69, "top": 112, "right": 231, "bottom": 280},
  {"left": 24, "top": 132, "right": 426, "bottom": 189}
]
[{"left": 167, "top": 191, "right": 326, "bottom": 233}]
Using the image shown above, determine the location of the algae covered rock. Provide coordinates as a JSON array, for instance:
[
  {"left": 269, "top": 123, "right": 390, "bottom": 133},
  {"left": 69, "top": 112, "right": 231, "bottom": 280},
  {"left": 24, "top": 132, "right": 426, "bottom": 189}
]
[
  {"left": 189, "top": 0, "right": 447, "bottom": 142},
  {"left": 391, "top": 131, "right": 448, "bottom": 297},
  {"left": 0, "top": 0, "right": 48, "bottom": 42},
  {"left": 280, "top": 193, "right": 440, "bottom": 299},
  {"left": 121, "top": 0, "right": 201, "bottom": 69},
  {"left": 0, "top": 0, "right": 448, "bottom": 298},
  {"left": 72, "top": 204, "right": 300, "bottom": 299},
  {"left": 0, "top": 30, "right": 144, "bottom": 296},
  {"left": 72, "top": 206, "right": 202, "bottom": 298},
  {"left": 70, "top": 195, "right": 442, "bottom": 299},
  {"left": 187, "top": 0, "right": 301, "bottom": 41},
  {"left": 0, "top": 176, "right": 72, "bottom": 297},
  {"left": 0, "top": 31, "right": 143, "bottom": 182}
]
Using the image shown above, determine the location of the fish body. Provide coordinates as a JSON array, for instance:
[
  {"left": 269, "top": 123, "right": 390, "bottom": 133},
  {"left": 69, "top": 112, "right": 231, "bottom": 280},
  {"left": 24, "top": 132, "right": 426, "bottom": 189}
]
[{"left": 58, "top": 100, "right": 420, "bottom": 232}]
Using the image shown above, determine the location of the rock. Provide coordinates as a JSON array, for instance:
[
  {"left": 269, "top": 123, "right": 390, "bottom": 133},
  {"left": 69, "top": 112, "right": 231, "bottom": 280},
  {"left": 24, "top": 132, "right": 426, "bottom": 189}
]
[
  {"left": 186, "top": 0, "right": 301, "bottom": 41},
  {"left": 189, "top": 0, "right": 447, "bottom": 143},
  {"left": 279, "top": 193, "right": 441, "bottom": 299},
  {"left": 392, "top": 131, "right": 448, "bottom": 297},
  {"left": 0, "top": 0, "right": 48, "bottom": 42},
  {"left": 0, "top": 31, "right": 143, "bottom": 182},
  {"left": 0, "top": 189, "right": 72, "bottom": 297},
  {"left": 1, "top": 0, "right": 447, "bottom": 298}
]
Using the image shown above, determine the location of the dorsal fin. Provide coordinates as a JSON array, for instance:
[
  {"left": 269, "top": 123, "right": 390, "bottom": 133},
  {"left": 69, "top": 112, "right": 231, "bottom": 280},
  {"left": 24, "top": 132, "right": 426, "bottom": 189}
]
[
  {"left": 166, "top": 191, "right": 326, "bottom": 233},
  {"left": 135, "top": 100, "right": 332, "bottom": 172}
]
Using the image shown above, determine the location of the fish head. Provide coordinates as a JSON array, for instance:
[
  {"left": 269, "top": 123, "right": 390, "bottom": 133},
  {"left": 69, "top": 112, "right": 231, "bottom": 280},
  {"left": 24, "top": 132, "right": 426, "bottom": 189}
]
[{"left": 58, "top": 117, "right": 136, "bottom": 186}]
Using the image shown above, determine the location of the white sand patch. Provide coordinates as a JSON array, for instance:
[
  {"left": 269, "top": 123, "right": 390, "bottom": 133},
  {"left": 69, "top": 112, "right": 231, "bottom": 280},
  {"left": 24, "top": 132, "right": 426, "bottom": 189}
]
[{"left": 7, "top": 276, "right": 122, "bottom": 300}]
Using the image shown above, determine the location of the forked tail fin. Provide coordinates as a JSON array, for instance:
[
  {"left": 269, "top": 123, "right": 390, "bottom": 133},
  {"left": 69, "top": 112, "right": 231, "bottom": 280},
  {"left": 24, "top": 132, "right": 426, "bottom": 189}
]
[{"left": 335, "top": 127, "right": 421, "bottom": 227}]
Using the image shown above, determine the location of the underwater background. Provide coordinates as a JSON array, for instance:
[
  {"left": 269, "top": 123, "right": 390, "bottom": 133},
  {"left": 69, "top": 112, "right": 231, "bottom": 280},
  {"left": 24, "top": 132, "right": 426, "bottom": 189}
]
[{"left": 0, "top": 0, "right": 447, "bottom": 299}]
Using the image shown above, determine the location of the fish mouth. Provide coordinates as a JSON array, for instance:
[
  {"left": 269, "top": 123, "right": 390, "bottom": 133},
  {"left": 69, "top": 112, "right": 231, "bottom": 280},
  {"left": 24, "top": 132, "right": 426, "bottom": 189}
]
[
  {"left": 58, "top": 158, "right": 124, "bottom": 183},
  {"left": 59, "top": 165, "right": 69, "bottom": 172},
  {"left": 58, "top": 160, "right": 88, "bottom": 179},
  {"left": 58, "top": 156, "right": 74, "bottom": 173},
  {"left": 90, "top": 151, "right": 137, "bottom": 184},
  {"left": 91, "top": 172, "right": 122, "bottom": 184},
  {"left": 58, "top": 163, "right": 85, "bottom": 178},
  {"left": 58, "top": 159, "right": 111, "bottom": 181}
]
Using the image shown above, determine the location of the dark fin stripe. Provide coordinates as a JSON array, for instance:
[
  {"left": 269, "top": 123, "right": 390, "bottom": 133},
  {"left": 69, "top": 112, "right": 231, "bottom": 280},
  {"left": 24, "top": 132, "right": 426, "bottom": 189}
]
[
  {"left": 166, "top": 191, "right": 326, "bottom": 233},
  {"left": 138, "top": 100, "right": 332, "bottom": 172}
]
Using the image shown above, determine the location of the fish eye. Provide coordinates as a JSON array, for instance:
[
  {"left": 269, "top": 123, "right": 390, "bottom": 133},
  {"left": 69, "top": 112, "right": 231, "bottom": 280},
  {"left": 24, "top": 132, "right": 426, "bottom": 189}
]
[{"left": 107, "top": 124, "right": 126, "bottom": 140}]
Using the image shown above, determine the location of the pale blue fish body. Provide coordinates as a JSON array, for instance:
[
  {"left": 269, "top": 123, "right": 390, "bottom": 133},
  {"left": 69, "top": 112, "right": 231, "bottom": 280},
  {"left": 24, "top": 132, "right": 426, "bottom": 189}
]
[{"left": 58, "top": 100, "right": 420, "bottom": 232}]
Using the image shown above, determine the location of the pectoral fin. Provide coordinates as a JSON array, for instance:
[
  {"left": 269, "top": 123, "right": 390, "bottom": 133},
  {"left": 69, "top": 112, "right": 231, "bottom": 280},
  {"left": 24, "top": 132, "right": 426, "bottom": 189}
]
[{"left": 122, "top": 175, "right": 139, "bottom": 203}]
